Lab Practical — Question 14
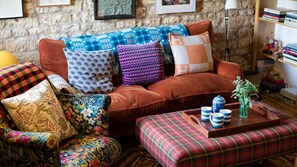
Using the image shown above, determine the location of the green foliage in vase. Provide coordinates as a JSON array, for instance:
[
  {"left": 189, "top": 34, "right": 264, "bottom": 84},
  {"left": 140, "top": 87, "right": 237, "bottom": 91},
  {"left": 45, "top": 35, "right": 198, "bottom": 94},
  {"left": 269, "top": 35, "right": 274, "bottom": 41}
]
[{"left": 231, "top": 76, "right": 258, "bottom": 108}]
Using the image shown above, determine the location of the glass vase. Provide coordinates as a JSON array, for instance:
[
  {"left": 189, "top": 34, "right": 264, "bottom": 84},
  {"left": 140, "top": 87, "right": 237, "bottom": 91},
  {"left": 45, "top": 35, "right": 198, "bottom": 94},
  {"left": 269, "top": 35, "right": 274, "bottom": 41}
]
[{"left": 239, "top": 102, "right": 249, "bottom": 118}]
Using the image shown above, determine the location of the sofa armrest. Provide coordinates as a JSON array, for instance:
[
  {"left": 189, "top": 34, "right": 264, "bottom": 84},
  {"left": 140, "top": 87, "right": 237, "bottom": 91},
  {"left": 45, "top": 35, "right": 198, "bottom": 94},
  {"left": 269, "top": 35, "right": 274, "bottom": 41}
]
[
  {"left": 213, "top": 57, "right": 243, "bottom": 80},
  {"left": 0, "top": 125, "right": 60, "bottom": 166}
]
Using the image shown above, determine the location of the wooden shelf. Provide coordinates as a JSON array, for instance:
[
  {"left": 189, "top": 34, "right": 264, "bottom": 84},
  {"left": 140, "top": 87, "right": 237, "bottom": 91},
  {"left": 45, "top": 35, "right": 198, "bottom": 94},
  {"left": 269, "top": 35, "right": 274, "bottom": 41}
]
[
  {"left": 259, "top": 17, "right": 297, "bottom": 29},
  {"left": 261, "top": 53, "right": 297, "bottom": 67}
]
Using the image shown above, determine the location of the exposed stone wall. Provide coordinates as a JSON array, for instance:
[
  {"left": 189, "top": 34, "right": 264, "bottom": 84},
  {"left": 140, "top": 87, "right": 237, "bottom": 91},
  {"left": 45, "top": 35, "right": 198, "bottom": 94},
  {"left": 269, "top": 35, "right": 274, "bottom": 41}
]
[{"left": 0, "top": 0, "right": 255, "bottom": 70}]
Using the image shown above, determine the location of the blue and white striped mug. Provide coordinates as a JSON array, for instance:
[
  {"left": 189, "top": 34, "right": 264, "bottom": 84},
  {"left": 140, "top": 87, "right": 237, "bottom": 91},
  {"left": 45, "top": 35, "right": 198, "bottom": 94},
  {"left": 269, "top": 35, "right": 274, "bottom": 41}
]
[
  {"left": 219, "top": 109, "right": 232, "bottom": 124},
  {"left": 210, "top": 113, "right": 224, "bottom": 128},
  {"left": 201, "top": 106, "right": 212, "bottom": 122}
]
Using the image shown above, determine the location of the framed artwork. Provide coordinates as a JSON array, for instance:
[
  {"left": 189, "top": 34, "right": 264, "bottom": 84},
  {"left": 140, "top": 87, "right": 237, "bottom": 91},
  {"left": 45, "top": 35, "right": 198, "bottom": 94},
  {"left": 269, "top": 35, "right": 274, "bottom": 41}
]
[
  {"left": 0, "top": 0, "right": 24, "bottom": 20},
  {"left": 156, "top": 0, "right": 196, "bottom": 14},
  {"left": 37, "top": 0, "right": 71, "bottom": 7},
  {"left": 94, "top": 0, "right": 136, "bottom": 20}
]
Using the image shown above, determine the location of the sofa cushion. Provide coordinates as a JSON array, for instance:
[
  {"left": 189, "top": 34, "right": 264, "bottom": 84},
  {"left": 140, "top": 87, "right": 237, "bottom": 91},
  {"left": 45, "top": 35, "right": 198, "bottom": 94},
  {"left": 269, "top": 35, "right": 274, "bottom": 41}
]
[
  {"left": 63, "top": 49, "right": 114, "bottom": 94},
  {"left": 117, "top": 41, "right": 165, "bottom": 85},
  {"left": 147, "top": 73, "right": 235, "bottom": 110},
  {"left": 48, "top": 74, "right": 76, "bottom": 94},
  {"left": 1, "top": 79, "right": 78, "bottom": 141},
  {"left": 57, "top": 93, "right": 111, "bottom": 137},
  {"left": 169, "top": 32, "right": 213, "bottom": 76},
  {"left": 108, "top": 85, "right": 167, "bottom": 125}
]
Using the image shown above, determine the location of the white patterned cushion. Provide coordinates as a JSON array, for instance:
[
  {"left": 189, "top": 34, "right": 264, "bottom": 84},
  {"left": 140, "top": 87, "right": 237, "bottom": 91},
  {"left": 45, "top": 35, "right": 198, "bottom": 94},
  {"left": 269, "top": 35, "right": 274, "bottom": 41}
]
[
  {"left": 63, "top": 49, "right": 114, "bottom": 94},
  {"left": 169, "top": 32, "right": 214, "bottom": 76},
  {"left": 1, "top": 79, "right": 77, "bottom": 141},
  {"left": 48, "top": 74, "right": 76, "bottom": 94}
]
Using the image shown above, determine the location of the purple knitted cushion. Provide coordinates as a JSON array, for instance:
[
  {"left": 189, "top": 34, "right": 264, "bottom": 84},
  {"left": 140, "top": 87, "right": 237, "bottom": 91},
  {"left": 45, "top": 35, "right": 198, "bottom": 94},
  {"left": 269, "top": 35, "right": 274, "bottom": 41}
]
[{"left": 117, "top": 41, "right": 165, "bottom": 85}]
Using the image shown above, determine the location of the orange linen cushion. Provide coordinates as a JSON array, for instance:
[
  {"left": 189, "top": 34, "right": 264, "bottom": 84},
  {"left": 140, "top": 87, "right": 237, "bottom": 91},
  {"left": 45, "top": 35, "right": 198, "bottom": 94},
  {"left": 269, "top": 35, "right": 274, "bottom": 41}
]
[{"left": 169, "top": 32, "right": 213, "bottom": 76}]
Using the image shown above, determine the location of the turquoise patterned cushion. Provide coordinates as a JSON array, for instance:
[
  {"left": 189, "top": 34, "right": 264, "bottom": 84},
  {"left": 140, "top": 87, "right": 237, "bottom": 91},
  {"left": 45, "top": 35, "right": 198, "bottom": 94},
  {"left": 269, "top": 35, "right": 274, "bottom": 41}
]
[{"left": 57, "top": 93, "right": 111, "bottom": 136}]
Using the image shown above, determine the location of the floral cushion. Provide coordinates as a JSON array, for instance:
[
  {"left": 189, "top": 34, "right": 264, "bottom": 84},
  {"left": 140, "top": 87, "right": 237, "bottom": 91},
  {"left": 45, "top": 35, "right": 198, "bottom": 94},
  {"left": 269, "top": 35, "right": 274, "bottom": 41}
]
[
  {"left": 1, "top": 79, "right": 77, "bottom": 141},
  {"left": 56, "top": 93, "right": 111, "bottom": 136},
  {"left": 60, "top": 134, "right": 121, "bottom": 167}
]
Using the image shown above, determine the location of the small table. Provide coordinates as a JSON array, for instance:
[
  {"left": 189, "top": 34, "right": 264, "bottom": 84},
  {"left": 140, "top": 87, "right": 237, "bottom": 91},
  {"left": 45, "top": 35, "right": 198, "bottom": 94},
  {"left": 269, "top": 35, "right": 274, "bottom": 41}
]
[{"left": 135, "top": 102, "right": 297, "bottom": 167}]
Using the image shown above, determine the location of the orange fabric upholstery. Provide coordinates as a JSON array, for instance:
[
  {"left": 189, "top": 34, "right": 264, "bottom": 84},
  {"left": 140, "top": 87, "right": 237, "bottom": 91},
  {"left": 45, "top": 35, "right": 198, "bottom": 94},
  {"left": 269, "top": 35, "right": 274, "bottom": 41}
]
[{"left": 38, "top": 19, "right": 243, "bottom": 137}]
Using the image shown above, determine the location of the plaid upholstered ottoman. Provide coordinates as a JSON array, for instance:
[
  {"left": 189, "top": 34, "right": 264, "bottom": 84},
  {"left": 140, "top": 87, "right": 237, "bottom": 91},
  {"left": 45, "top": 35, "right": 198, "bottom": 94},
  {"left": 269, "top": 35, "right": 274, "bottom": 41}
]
[{"left": 136, "top": 102, "right": 297, "bottom": 167}]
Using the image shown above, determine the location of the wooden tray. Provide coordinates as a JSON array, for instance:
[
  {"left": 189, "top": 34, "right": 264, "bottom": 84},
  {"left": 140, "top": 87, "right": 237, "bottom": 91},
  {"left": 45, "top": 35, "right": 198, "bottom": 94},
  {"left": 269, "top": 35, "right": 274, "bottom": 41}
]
[{"left": 181, "top": 102, "right": 280, "bottom": 138}]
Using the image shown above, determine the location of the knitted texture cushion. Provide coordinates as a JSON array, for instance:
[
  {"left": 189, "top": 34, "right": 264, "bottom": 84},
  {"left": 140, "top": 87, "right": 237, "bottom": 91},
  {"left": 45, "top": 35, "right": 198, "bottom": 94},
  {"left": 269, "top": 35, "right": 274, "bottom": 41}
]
[
  {"left": 169, "top": 32, "right": 214, "bottom": 76},
  {"left": 117, "top": 41, "right": 165, "bottom": 85},
  {"left": 63, "top": 49, "right": 114, "bottom": 94}
]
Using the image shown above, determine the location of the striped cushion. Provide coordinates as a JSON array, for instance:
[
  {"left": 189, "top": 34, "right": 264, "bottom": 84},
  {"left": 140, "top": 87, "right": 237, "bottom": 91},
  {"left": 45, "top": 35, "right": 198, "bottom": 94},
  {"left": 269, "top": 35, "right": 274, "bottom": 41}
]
[
  {"left": 0, "top": 62, "right": 46, "bottom": 99},
  {"left": 169, "top": 32, "right": 214, "bottom": 76},
  {"left": 117, "top": 41, "right": 165, "bottom": 85}
]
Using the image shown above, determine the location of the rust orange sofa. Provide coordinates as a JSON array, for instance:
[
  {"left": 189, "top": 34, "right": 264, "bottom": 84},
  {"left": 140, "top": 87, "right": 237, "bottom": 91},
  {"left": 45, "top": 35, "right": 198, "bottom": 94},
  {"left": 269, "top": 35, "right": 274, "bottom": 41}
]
[{"left": 38, "top": 20, "right": 242, "bottom": 137}]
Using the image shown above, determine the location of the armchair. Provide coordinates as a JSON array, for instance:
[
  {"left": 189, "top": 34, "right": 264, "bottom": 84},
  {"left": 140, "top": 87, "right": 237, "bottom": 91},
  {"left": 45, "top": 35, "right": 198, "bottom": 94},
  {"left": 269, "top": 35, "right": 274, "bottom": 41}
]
[{"left": 0, "top": 62, "right": 121, "bottom": 166}]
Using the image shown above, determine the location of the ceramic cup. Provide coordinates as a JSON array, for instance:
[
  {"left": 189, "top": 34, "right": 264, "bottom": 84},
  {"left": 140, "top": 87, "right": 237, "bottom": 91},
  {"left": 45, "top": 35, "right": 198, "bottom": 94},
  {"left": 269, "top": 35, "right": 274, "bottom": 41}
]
[
  {"left": 209, "top": 113, "right": 224, "bottom": 128},
  {"left": 201, "top": 106, "right": 212, "bottom": 122},
  {"left": 219, "top": 109, "right": 232, "bottom": 125}
]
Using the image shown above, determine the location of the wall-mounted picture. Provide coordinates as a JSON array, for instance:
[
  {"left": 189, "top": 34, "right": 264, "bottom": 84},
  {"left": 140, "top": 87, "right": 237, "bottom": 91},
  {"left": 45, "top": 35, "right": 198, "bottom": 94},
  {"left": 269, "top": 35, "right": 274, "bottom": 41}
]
[
  {"left": 37, "top": 0, "right": 71, "bottom": 7},
  {"left": 0, "top": 0, "right": 24, "bottom": 20},
  {"left": 94, "top": 0, "right": 136, "bottom": 20},
  {"left": 156, "top": 0, "right": 196, "bottom": 14}
]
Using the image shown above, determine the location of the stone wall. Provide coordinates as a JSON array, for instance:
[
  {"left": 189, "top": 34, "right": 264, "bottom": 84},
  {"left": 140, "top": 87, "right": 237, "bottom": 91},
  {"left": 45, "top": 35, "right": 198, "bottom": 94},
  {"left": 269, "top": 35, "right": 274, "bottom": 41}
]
[{"left": 0, "top": 0, "right": 255, "bottom": 70}]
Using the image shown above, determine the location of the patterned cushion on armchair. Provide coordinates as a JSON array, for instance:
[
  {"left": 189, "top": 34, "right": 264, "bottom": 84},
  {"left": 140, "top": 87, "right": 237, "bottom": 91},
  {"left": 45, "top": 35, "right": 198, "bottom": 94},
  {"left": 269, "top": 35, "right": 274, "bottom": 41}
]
[{"left": 0, "top": 62, "right": 121, "bottom": 166}]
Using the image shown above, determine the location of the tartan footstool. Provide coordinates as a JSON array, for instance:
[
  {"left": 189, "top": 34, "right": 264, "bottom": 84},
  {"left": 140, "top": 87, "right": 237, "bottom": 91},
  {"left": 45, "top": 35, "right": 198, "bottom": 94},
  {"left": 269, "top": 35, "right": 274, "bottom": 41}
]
[{"left": 135, "top": 102, "right": 297, "bottom": 167}]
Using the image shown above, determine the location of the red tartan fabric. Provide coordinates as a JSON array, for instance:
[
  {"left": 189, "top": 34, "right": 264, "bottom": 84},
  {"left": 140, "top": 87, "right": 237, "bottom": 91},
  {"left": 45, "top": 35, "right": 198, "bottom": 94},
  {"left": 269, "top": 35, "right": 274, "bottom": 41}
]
[
  {"left": 136, "top": 101, "right": 297, "bottom": 167},
  {"left": 0, "top": 62, "right": 46, "bottom": 99}
]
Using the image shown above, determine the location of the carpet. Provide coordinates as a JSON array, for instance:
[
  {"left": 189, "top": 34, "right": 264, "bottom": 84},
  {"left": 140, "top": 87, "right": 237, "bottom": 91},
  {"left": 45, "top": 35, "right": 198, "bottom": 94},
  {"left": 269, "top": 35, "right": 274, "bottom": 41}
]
[{"left": 113, "top": 145, "right": 297, "bottom": 167}]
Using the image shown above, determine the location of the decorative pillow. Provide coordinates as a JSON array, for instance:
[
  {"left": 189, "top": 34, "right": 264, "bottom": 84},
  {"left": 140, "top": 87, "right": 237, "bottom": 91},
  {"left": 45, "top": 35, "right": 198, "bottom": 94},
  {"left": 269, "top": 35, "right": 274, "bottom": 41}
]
[
  {"left": 63, "top": 48, "right": 114, "bottom": 94},
  {"left": 117, "top": 41, "right": 165, "bottom": 85},
  {"left": 56, "top": 93, "right": 111, "bottom": 136},
  {"left": 48, "top": 74, "right": 76, "bottom": 94},
  {"left": 169, "top": 32, "right": 214, "bottom": 76},
  {"left": 1, "top": 79, "right": 77, "bottom": 141}
]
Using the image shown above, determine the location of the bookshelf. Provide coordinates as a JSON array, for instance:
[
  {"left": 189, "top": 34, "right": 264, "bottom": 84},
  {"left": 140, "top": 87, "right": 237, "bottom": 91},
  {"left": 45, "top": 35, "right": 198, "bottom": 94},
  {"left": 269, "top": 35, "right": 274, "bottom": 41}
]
[{"left": 252, "top": 0, "right": 297, "bottom": 110}]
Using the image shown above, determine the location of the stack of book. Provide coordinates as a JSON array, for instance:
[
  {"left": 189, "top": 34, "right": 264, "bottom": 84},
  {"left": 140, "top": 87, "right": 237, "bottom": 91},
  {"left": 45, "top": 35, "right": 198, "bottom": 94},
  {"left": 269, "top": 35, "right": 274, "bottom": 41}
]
[
  {"left": 284, "top": 12, "right": 297, "bottom": 27},
  {"left": 260, "top": 71, "right": 286, "bottom": 93},
  {"left": 262, "top": 7, "right": 297, "bottom": 22},
  {"left": 283, "top": 43, "right": 297, "bottom": 65}
]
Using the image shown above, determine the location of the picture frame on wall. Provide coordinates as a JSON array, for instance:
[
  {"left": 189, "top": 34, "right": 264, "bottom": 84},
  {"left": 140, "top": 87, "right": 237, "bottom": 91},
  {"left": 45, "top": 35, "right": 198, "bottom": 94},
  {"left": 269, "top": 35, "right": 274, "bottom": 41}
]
[
  {"left": 37, "top": 0, "right": 71, "bottom": 7},
  {"left": 94, "top": 0, "right": 136, "bottom": 20},
  {"left": 0, "top": 0, "right": 24, "bottom": 20},
  {"left": 156, "top": 0, "right": 196, "bottom": 14}
]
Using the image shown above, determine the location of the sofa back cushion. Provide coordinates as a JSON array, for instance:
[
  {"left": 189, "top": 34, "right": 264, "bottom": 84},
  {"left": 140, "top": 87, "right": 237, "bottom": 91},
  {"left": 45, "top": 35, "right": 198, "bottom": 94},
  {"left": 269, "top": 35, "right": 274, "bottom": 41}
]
[{"left": 38, "top": 19, "right": 213, "bottom": 86}]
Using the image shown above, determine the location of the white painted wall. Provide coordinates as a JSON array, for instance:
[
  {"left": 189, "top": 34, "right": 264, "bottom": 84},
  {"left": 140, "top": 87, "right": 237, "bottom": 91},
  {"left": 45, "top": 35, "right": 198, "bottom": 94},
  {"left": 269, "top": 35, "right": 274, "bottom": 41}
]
[{"left": 274, "top": 0, "right": 297, "bottom": 87}]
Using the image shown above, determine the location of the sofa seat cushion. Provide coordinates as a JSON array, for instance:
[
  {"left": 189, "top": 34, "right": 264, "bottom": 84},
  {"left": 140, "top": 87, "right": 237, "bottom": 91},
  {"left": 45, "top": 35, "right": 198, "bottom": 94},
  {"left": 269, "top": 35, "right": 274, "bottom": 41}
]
[
  {"left": 108, "top": 85, "right": 167, "bottom": 125},
  {"left": 147, "top": 73, "right": 235, "bottom": 110},
  {"left": 60, "top": 134, "right": 121, "bottom": 166}
]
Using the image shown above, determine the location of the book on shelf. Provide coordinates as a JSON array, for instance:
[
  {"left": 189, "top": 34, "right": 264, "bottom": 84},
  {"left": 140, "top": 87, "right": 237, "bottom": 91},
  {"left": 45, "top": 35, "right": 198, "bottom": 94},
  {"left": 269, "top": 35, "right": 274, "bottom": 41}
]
[
  {"left": 286, "top": 43, "right": 297, "bottom": 50},
  {"left": 263, "top": 14, "right": 285, "bottom": 22},
  {"left": 284, "top": 20, "right": 297, "bottom": 27},
  {"left": 286, "top": 12, "right": 297, "bottom": 19},
  {"left": 284, "top": 17, "right": 297, "bottom": 23},
  {"left": 264, "top": 11, "right": 286, "bottom": 18},
  {"left": 262, "top": 16, "right": 285, "bottom": 22},
  {"left": 285, "top": 46, "right": 297, "bottom": 53},
  {"left": 283, "top": 57, "right": 297, "bottom": 65},
  {"left": 284, "top": 48, "right": 297, "bottom": 57},
  {"left": 264, "top": 7, "right": 297, "bottom": 15},
  {"left": 283, "top": 53, "right": 297, "bottom": 61}
]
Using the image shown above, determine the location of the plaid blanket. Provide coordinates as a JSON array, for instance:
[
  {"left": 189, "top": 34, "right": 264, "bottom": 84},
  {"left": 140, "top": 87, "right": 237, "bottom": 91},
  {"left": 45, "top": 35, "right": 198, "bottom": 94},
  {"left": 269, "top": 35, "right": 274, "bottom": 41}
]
[
  {"left": 136, "top": 102, "right": 297, "bottom": 167},
  {"left": 60, "top": 25, "right": 189, "bottom": 75}
]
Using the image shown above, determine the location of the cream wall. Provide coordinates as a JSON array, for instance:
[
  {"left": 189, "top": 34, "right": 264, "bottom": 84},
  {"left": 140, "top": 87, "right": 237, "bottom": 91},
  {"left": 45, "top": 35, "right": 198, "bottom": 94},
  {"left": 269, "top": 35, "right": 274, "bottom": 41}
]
[{"left": 0, "top": 0, "right": 255, "bottom": 70}]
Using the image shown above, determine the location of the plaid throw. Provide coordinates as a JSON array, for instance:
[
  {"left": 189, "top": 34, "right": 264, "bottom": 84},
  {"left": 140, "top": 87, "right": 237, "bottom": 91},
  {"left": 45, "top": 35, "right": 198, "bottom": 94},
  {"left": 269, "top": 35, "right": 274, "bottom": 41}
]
[
  {"left": 60, "top": 25, "right": 189, "bottom": 75},
  {"left": 136, "top": 102, "right": 297, "bottom": 167},
  {"left": 0, "top": 62, "right": 46, "bottom": 100}
]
